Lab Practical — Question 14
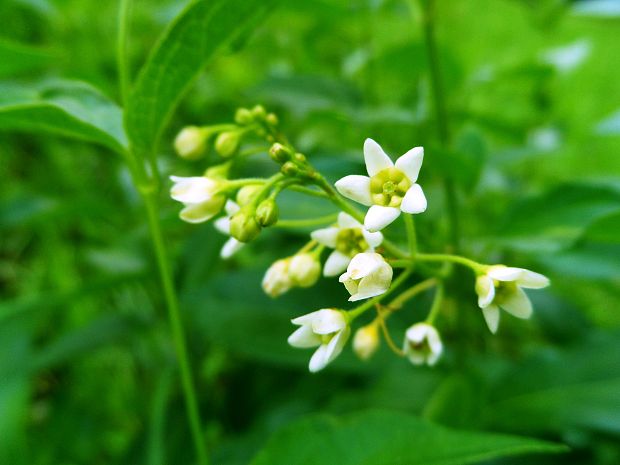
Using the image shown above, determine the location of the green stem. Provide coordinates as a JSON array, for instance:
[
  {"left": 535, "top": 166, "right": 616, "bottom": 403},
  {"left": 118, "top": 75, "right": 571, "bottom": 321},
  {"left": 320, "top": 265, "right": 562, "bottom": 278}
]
[
  {"left": 143, "top": 193, "right": 209, "bottom": 465},
  {"left": 288, "top": 185, "right": 330, "bottom": 199},
  {"left": 403, "top": 214, "right": 417, "bottom": 257},
  {"left": 116, "top": 0, "right": 131, "bottom": 105},
  {"left": 388, "top": 278, "right": 437, "bottom": 310},
  {"left": 275, "top": 214, "right": 338, "bottom": 229},
  {"left": 415, "top": 253, "right": 483, "bottom": 272},
  {"left": 348, "top": 268, "right": 414, "bottom": 320},
  {"left": 425, "top": 282, "right": 444, "bottom": 324},
  {"left": 420, "top": 0, "right": 460, "bottom": 251}
]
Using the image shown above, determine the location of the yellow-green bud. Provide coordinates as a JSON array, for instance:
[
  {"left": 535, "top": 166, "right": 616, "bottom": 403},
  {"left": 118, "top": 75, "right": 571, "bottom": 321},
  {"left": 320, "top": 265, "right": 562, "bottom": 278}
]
[
  {"left": 215, "top": 131, "right": 240, "bottom": 158},
  {"left": 281, "top": 161, "right": 299, "bottom": 176},
  {"left": 230, "top": 207, "right": 261, "bottom": 243},
  {"left": 255, "top": 198, "right": 278, "bottom": 227},
  {"left": 266, "top": 113, "right": 278, "bottom": 126},
  {"left": 353, "top": 324, "right": 380, "bottom": 360},
  {"left": 236, "top": 185, "right": 262, "bottom": 206},
  {"left": 251, "top": 104, "right": 266, "bottom": 119},
  {"left": 174, "top": 126, "right": 208, "bottom": 160},
  {"left": 234, "top": 108, "right": 253, "bottom": 125},
  {"left": 289, "top": 253, "right": 321, "bottom": 288},
  {"left": 269, "top": 143, "right": 292, "bottom": 163},
  {"left": 204, "top": 162, "right": 230, "bottom": 180}
]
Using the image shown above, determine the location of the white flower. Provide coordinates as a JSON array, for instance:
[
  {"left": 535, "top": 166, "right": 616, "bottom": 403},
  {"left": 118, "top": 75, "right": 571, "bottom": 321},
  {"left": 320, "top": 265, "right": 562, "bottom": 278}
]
[
  {"left": 353, "top": 324, "right": 380, "bottom": 360},
  {"left": 339, "top": 252, "right": 393, "bottom": 302},
  {"left": 335, "top": 138, "right": 427, "bottom": 232},
  {"left": 311, "top": 212, "right": 383, "bottom": 277},
  {"left": 214, "top": 200, "right": 244, "bottom": 259},
  {"left": 475, "top": 265, "right": 550, "bottom": 334},
  {"left": 288, "top": 309, "right": 350, "bottom": 372},
  {"left": 170, "top": 175, "right": 226, "bottom": 223},
  {"left": 289, "top": 253, "right": 321, "bottom": 288},
  {"left": 262, "top": 258, "right": 293, "bottom": 297},
  {"left": 403, "top": 323, "right": 443, "bottom": 366}
]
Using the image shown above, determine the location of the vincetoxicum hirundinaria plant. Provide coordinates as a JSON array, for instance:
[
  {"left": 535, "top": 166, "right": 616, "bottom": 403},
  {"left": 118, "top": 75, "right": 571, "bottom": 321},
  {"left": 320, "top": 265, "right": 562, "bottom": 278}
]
[{"left": 169, "top": 106, "right": 550, "bottom": 373}]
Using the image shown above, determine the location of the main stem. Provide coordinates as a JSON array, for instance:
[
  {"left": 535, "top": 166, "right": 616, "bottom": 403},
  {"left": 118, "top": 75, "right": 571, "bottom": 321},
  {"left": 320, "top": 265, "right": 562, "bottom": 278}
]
[
  {"left": 143, "top": 193, "right": 209, "bottom": 465},
  {"left": 421, "top": 0, "right": 460, "bottom": 252}
]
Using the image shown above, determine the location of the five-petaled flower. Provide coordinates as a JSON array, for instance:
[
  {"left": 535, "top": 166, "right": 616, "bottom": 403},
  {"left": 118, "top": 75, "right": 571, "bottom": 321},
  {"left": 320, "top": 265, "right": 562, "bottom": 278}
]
[
  {"left": 214, "top": 200, "right": 244, "bottom": 259},
  {"left": 475, "top": 265, "right": 550, "bottom": 333},
  {"left": 339, "top": 252, "right": 393, "bottom": 302},
  {"left": 170, "top": 175, "right": 226, "bottom": 223},
  {"left": 288, "top": 309, "right": 350, "bottom": 372},
  {"left": 311, "top": 212, "right": 383, "bottom": 277},
  {"left": 403, "top": 323, "right": 443, "bottom": 366},
  {"left": 335, "top": 138, "right": 427, "bottom": 232}
]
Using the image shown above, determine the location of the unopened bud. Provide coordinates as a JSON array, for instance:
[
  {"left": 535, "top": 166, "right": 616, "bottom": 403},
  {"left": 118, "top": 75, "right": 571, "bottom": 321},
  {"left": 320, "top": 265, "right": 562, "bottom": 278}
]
[
  {"left": 215, "top": 131, "right": 240, "bottom": 158},
  {"left": 353, "top": 324, "right": 380, "bottom": 360},
  {"left": 230, "top": 207, "right": 261, "bottom": 242},
  {"left": 289, "top": 253, "right": 321, "bottom": 288},
  {"left": 281, "top": 161, "right": 299, "bottom": 176},
  {"left": 251, "top": 104, "right": 266, "bottom": 120},
  {"left": 234, "top": 108, "right": 253, "bottom": 125},
  {"left": 266, "top": 113, "right": 278, "bottom": 126},
  {"left": 262, "top": 258, "right": 292, "bottom": 298},
  {"left": 174, "top": 126, "right": 208, "bottom": 160},
  {"left": 269, "top": 143, "right": 292, "bottom": 163},
  {"left": 236, "top": 185, "right": 262, "bottom": 206},
  {"left": 255, "top": 198, "right": 279, "bottom": 227},
  {"left": 204, "top": 162, "right": 230, "bottom": 180},
  {"left": 293, "top": 152, "right": 307, "bottom": 164}
]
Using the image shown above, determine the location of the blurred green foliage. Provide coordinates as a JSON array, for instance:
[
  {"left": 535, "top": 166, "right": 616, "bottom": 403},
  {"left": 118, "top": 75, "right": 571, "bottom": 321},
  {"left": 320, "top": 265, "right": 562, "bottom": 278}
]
[{"left": 1, "top": 0, "right": 620, "bottom": 464}]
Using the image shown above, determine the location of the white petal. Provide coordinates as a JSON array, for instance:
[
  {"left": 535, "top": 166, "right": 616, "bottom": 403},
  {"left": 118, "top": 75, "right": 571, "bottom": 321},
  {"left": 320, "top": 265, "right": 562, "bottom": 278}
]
[
  {"left": 291, "top": 310, "right": 322, "bottom": 326},
  {"left": 214, "top": 216, "right": 231, "bottom": 234},
  {"left": 220, "top": 237, "right": 243, "bottom": 259},
  {"left": 400, "top": 184, "right": 427, "bottom": 214},
  {"left": 288, "top": 325, "right": 321, "bottom": 348},
  {"left": 406, "top": 351, "right": 426, "bottom": 366},
  {"left": 311, "top": 227, "right": 339, "bottom": 248},
  {"left": 170, "top": 176, "right": 216, "bottom": 204},
  {"left": 363, "top": 138, "right": 394, "bottom": 176},
  {"left": 179, "top": 197, "right": 225, "bottom": 223},
  {"left": 345, "top": 252, "right": 385, "bottom": 280},
  {"left": 482, "top": 305, "right": 500, "bottom": 333},
  {"left": 405, "top": 323, "right": 431, "bottom": 343},
  {"left": 362, "top": 229, "right": 383, "bottom": 249},
  {"left": 500, "top": 288, "right": 533, "bottom": 319},
  {"left": 487, "top": 266, "right": 523, "bottom": 282},
  {"left": 337, "top": 212, "right": 361, "bottom": 228},
  {"left": 518, "top": 270, "right": 550, "bottom": 289},
  {"left": 342, "top": 278, "right": 359, "bottom": 297},
  {"left": 364, "top": 205, "right": 401, "bottom": 232},
  {"left": 395, "top": 146, "right": 424, "bottom": 182},
  {"left": 335, "top": 175, "right": 372, "bottom": 206},
  {"left": 475, "top": 275, "right": 495, "bottom": 308},
  {"left": 351, "top": 266, "right": 392, "bottom": 301},
  {"left": 323, "top": 251, "right": 351, "bottom": 277},
  {"left": 308, "top": 344, "right": 330, "bottom": 373},
  {"left": 311, "top": 309, "right": 346, "bottom": 335},
  {"left": 323, "top": 327, "right": 350, "bottom": 365},
  {"left": 224, "top": 199, "right": 240, "bottom": 216}
]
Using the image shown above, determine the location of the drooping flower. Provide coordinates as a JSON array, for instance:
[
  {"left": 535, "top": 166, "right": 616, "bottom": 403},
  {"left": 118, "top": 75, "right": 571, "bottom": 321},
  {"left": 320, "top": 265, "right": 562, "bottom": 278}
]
[
  {"left": 288, "top": 309, "right": 350, "bottom": 372},
  {"left": 353, "top": 323, "right": 380, "bottom": 360},
  {"left": 170, "top": 175, "right": 226, "bottom": 223},
  {"left": 335, "top": 138, "right": 427, "bottom": 232},
  {"left": 311, "top": 212, "right": 383, "bottom": 277},
  {"left": 475, "top": 265, "right": 550, "bottom": 333},
  {"left": 214, "top": 200, "right": 244, "bottom": 259},
  {"left": 339, "top": 252, "right": 393, "bottom": 302},
  {"left": 403, "top": 323, "right": 443, "bottom": 366}
]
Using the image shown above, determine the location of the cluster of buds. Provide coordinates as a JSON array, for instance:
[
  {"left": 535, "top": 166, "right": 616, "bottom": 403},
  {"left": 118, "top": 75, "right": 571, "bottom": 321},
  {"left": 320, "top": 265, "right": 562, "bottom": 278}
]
[{"left": 170, "top": 107, "right": 550, "bottom": 373}]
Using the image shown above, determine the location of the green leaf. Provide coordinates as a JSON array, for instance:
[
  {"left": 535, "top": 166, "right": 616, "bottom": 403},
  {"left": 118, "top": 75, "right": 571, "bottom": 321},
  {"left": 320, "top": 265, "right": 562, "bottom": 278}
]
[
  {"left": 125, "top": 0, "right": 277, "bottom": 157},
  {"left": 0, "top": 79, "right": 127, "bottom": 153},
  {"left": 250, "top": 409, "right": 565, "bottom": 465},
  {"left": 0, "top": 39, "right": 56, "bottom": 77}
]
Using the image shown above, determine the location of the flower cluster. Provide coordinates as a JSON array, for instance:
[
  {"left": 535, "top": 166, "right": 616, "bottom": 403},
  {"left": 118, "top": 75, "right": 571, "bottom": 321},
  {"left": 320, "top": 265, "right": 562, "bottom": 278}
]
[{"left": 169, "top": 108, "right": 550, "bottom": 373}]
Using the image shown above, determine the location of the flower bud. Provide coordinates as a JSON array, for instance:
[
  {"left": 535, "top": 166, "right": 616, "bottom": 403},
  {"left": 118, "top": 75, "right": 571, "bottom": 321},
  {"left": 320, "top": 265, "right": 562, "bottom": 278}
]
[
  {"left": 262, "top": 258, "right": 292, "bottom": 297},
  {"left": 266, "top": 113, "right": 278, "bottom": 126},
  {"left": 255, "top": 198, "right": 279, "bottom": 227},
  {"left": 229, "top": 207, "right": 261, "bottom": 243},
  {"left": 236, "top": 185, "right": 262, "bottom": 206},
  {"left": 281, "top": 161, "right": 299, "bottom": 176},
  {"left": 251, "top": 104, "right": 266, "bottom": 120},
  {"left": 215, "top": 131, "right": 240, "bottom": 158},
  {"left": 353, "top": 324, "right": 380, "bottom": 360},
  {"left": 174, "top": 126, "right": 208, "bottom": 160},
  {"left": 269, "top": 143, "right": 293, "bottom": 163},
  {"left": 289, "top": 253, "right": 321, "bottom": 288},
  {"left": 204, "top": 162, "right": 230, "bottom": 180},
  {"left": 234, "top": 108, "right": 253, "bottom": 125}
]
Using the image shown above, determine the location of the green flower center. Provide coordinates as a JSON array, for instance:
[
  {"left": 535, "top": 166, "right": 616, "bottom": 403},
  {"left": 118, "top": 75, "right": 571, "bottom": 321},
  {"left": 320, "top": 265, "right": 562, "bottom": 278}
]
[
  {"left": 493, "top": 280, "right": 518, "bottom": 305},
  {"left": 408, "top": 339, "right": 431, "bottom": 356},
  {"left": 321, "top": 333, "right": 336, "bottom": 344},
  {"left": 369, "top": 167, "right": 411, "bottom": 207},
  {"left": 335, "top": 228, "right": 369, "bottom": 257}
]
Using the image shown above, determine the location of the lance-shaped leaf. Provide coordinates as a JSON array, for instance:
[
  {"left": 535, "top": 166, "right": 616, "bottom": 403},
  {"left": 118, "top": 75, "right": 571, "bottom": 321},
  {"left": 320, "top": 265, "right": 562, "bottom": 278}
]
[{"left": 125, "top": 0, "right": 277, "bottom": 157}]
